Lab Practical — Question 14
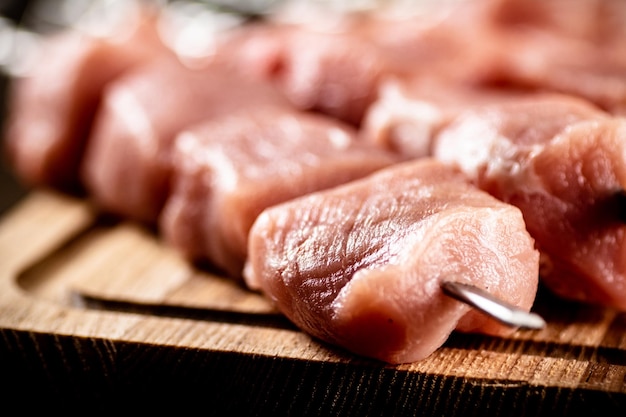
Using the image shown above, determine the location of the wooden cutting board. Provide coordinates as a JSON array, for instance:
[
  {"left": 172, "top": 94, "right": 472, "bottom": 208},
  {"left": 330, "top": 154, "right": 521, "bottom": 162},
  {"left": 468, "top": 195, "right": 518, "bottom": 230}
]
[{"left": 1, "top": 190, "right": 625, "bottom": 414}]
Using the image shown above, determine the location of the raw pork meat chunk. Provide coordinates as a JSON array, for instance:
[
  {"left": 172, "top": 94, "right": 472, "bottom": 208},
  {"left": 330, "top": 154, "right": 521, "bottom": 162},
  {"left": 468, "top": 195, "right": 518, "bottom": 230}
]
[
  {"left": 4, "top": 10, "right": 169, "bottom": 190},
  {"left": 245, "top": 159, "right": 539, "bottom": 363},
  {"left": 161, "top": 106, "right": 397, "bottom": 278},
  {"left": 81, "top": 57, "right": 290, "bottom": 223},
  {"left": 213, "top": 2, "right": 495, "bottom": 126},
  {"left": 214, "top": 22, "right": 385, "bottom": 126},
  {"left": 434, "top": 95, "right": 626, "bottom": 309},
  {"left": 361, "top": 76, "right": 527, "bottom": 160}
]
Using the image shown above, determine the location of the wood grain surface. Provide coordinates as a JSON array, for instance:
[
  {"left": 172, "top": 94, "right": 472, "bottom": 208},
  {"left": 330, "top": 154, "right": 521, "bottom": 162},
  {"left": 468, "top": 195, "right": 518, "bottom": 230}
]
[{"left": 1, "top": 191, "right": 625, "bottom": 414}]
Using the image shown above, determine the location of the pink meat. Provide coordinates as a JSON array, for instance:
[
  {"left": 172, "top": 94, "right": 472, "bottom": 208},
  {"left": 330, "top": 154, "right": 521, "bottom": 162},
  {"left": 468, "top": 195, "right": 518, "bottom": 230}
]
[
  {"left": 360, "top": 0, "right": 626, "bottom": 157},
  {"left": 212, "top": 3, "right": 496, "bottom": 126},
  {"left": 160, "top": 106, "right": 397, "bottom": 278},
  {"left": 433, "top": 96, "right": 626, "bottom": 309},
  {"left": 361, "top": 76, "right": 528, "bottom": 160},
  {"left": 4, "top": 11, "right": 169, "bottom": 191},
  {"left": 214, "top": 22, "right": 385, "bottom": 126},
  {"left": 343, "top": 3, "right": 498, "bottom": 81},
  {"left": 475, "top": 29, "right": 626, "bottom": 116},
  {"left": 81, "top": 57, "right": 290, "bottom": 223},
  {"left": 485, "top": 0, "right": 626, "bottom": 45},
  {"left": 474, "top": 0, "right": 626, "bottom": 115},
  {"left": 524, "top": 121, "right": 626, "bottom": 307},
  {"left": 245, "top": 159, "right": 539, "bottom": 363}
]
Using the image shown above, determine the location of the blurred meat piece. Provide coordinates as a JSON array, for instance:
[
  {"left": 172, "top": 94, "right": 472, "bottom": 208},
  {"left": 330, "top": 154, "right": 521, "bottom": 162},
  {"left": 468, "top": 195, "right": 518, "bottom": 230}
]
[
  {"left": 361, "top": 76, "right": 529, "bottom": 160},
  {"left": 160, "top": 106, "right": 397, "bottom": 278},
  {"left": 486, "top": 0, "right": 626, "bottom": 44},
  {"left": 362, "top": 0, "right": 626, "bottom": 158},
  {"left": 4, "top": 9, "right": 169, "bottom": 191},
  {"left": 212, "top": 2, "right": 494, "bottom": 126},
  {"left": 476, "top": 29, "right": 626, "bottom": 116},
  {"left": 433, "top": 95, "right": 626, "bottom": 309},
  {"left": 81, "top": 57, "right": 290, "bottom": 223},
  {"left": 213, "top": 22, "right": 385, "bottom": 126},
  {"left": 476, "top": 0, "right": 626, "bottom": 115},
  {"left": 245, "top": 159, "right": 539, "bottom": 363}
]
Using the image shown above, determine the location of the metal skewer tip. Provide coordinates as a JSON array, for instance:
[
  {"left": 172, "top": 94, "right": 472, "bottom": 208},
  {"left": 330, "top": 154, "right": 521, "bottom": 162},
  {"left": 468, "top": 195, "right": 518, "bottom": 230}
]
[{"left": 441, "top": 281, "right": 546, "bottom": 330}]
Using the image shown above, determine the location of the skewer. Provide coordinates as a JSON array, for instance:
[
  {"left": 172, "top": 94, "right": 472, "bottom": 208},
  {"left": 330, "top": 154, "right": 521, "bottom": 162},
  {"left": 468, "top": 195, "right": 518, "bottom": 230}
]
[
  {"left": 2, "top": 1, "right": 548, "bottom": 331},
  {"left": 441, "top": 281, "right": 546, "bottom": 330},
  {"left": 614, "top": 189, "right": 626, "bottom": 223}
]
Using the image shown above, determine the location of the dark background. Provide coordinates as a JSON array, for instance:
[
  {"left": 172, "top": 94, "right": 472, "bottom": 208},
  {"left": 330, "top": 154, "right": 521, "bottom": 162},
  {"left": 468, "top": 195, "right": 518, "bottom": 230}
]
[{"left": 0, "top": 0, "right": 30, "bottom": 215}]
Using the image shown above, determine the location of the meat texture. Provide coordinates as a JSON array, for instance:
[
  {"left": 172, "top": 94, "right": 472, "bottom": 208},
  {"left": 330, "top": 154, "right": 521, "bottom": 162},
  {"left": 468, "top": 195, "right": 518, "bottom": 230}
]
[
  {"left": 81, "top": 57, "right": 290, "bottom": 223},
  {"left": 4, "top": 9, "right": 169, "bottom": 190},
  {"left": 361, "top": 76, "right": 528, "bottom": 160},
  {"left": 245, "top": 159, "right": 539, "bottom": 363},
  {"left": 161, "top": 107, "right": 397, "bottom": 278},
  {"left": 433, "top": 95, "right": 626, "bottom": 309},
  {"left": 361, "top": 0, "right": 626, "bottom": 158}
]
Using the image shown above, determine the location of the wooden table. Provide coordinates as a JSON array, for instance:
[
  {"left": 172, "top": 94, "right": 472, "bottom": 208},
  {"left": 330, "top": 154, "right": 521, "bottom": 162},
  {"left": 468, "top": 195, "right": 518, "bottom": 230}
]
[{"left": 1, "top": 191, "right": 625, "bottom": 414}]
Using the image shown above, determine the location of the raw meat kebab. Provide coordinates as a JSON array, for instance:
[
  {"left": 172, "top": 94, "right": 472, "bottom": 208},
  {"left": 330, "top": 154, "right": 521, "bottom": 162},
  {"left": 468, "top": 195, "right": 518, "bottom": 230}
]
[{"left": 3, "top": 0, "right": 626, "bottom": 363}]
